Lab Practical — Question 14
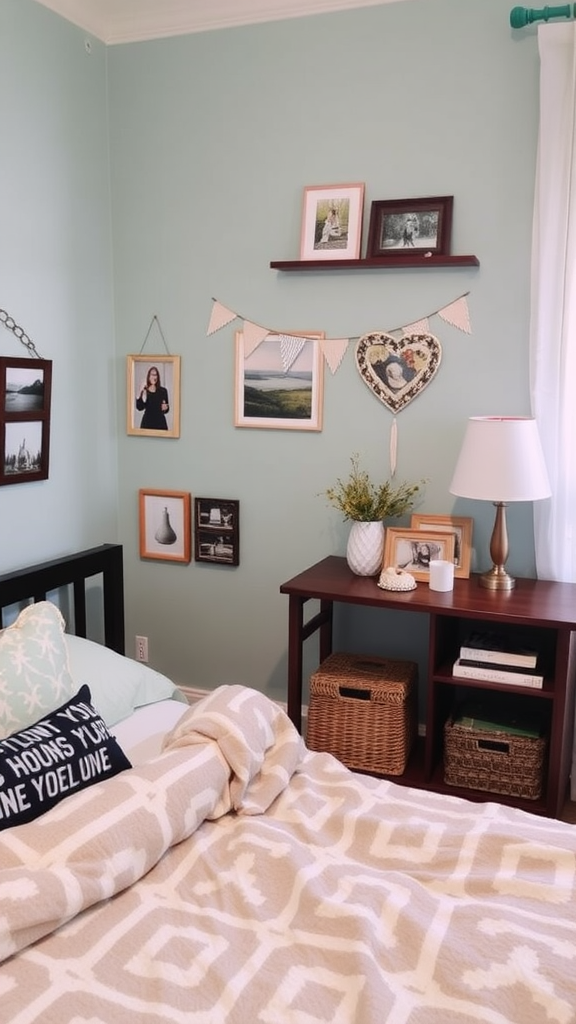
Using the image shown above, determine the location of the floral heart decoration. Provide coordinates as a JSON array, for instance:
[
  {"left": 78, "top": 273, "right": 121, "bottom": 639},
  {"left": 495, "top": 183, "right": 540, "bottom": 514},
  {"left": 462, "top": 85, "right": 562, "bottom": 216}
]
[{"left": 355, "top": 331, "right": 443, "bottom": 413}]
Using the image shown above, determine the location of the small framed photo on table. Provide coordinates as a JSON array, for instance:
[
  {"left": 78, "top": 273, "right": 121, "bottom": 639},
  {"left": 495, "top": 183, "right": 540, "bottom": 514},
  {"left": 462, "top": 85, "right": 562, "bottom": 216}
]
[
  {"left": 410, "top": 514, "right": 473, "bottom": 578},
  {"left": 300, "top": 183, "right": 365, "bottom": 261},
  {"left": 383, "top": 527, "right": 456, "bottom": 582}
]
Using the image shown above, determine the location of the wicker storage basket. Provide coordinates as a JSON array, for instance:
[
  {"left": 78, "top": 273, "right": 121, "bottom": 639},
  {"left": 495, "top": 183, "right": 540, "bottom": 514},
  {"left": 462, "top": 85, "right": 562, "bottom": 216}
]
[
  {"left": 444, "top": 718, "right": 546, "bottom": 800},
  {"left": 306, "top": 652, "right": 417, "bottom": 775}
]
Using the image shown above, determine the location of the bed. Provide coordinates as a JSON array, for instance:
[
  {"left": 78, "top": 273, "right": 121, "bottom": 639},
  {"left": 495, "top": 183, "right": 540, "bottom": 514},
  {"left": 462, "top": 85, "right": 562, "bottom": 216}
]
[{"left": 1, "top": 545, "right": 576, "bottom": 1023}]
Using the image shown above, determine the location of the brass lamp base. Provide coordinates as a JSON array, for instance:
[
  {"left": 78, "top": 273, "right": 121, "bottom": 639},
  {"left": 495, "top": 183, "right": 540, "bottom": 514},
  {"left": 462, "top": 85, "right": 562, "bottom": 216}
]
[
  {"left": 479, "top": 501, "right": 516, "bottom": 591},
  {"left": 479, "top": 566, "right": 516, "bottom": 590}
]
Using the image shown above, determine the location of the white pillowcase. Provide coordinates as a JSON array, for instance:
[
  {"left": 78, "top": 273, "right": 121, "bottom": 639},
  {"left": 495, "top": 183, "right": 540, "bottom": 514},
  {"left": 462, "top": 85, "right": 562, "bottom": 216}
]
[{"left": 64, "top": 633, "right": 185, "bottom": 727}]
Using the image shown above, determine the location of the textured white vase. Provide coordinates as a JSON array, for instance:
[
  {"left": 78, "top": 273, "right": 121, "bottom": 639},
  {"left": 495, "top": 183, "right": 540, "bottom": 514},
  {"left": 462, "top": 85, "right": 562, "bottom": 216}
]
[{"left": 346, "top": 520, "right": 385, "bottom": 576}]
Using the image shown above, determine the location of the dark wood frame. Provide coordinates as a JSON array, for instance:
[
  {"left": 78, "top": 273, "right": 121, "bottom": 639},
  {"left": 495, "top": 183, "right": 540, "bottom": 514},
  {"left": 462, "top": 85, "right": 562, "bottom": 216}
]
[
  {"left": 0, "top": 357, "right": 52, "bottom": 485},
  {"left": 0, "top": 543, "right": 125, "bottom": 653},
  {"left": 366, "top": 196, "right": 453, "bottom": 258},
  {"left": 194, "top": 497, "right": 240, "bottom": 566}
]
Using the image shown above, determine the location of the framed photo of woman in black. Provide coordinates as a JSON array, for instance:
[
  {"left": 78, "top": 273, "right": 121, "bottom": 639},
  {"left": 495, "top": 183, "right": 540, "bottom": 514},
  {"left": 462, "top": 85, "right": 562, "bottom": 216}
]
[{"left": 127, "top": 355, "right": 181, "bottom": 438}]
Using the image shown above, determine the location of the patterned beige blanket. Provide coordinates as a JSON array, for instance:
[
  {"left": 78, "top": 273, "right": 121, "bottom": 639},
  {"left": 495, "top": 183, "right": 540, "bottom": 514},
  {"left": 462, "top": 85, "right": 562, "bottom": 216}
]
[{"left": 1, "top": 685, "right": 576, "bottom": 1023}]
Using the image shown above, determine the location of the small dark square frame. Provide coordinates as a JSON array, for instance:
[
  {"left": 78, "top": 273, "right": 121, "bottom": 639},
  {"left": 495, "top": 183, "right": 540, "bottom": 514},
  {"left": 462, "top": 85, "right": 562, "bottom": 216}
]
[
  {"left": 194, "top": 497, "right": 240, "bottom": 566},
  {"left": 0, "top": 358, "right": 52, "bottom": 486},
  {"left": 366, "top": 196, "right": 453, "bottom": 258}
]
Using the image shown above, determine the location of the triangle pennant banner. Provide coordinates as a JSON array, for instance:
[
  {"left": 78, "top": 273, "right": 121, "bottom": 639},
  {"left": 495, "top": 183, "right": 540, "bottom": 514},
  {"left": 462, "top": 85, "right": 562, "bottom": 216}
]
[
  {"left": 438, "top": 296, "right": 471, "bottom": 334},
  {"left": 207, "top": 300, "right": 237, "bottom": 335},
  {"left": 320, "top": 337, "right": 349, "bottom": 374},
  {"left": 279, "top": 334, "right": 306, "bottom": 373},
  {"left": 242, "top": 320, "right": 270, "bottom": 356},
  {"left": 402, "top": 317, "right": 430, "bottom": 335}
]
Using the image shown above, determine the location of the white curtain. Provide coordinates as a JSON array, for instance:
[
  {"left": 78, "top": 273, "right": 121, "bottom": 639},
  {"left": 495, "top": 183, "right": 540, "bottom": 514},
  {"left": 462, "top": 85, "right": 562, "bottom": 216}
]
[{"left": 530, "top": 24, "right": 576, "bottom": 798}]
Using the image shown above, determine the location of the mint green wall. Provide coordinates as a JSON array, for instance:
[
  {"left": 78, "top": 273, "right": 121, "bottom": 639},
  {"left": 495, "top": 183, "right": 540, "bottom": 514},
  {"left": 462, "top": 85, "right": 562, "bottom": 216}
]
[
  {"left": 2, "top": 0, "right": 542, "bottom": 705},
  {"left": 108, "top": 0, "right": 541, "bottom": 698},
  {"left": 0, "top": 0, "right": 118, "bottom": 569}
]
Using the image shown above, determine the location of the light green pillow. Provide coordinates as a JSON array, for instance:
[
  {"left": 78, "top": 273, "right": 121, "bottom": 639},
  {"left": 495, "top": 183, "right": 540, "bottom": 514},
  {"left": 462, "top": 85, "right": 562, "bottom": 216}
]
[
  {"left": 0, "top": 601, "right": 76, "bottom": 739},
  {"left": 64, "top": 633, "right": 184, "bottom": 727}
]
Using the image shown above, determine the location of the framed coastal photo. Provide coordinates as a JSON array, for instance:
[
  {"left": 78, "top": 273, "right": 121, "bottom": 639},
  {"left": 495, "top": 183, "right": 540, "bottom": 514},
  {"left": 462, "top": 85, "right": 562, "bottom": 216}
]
[
  {"left": 366, "top": 196, "right": 453, "bottom": 258},
  {"left": 410, "top": 514, "right": 473, "bottom": 578},
  {"left": 194, "top": 497, "right": 240, "bottom": 566},
  {"left": 0, "top": 358, "right": 52, "bottom": 485},
  {"left": 139, "top": 489, "right": 191, "bottom": 563},
  {"left": 300, "top": 183, "right": 365, "bottom": 261},
  {"left": 234, "top": 331, "right": 324, "bottom": 431},
  {"left": 383, "top": 527, "right": 456, "bottom": 582},
  {"left": 127, "top": 355, "right": 181, "bottom": 438}
]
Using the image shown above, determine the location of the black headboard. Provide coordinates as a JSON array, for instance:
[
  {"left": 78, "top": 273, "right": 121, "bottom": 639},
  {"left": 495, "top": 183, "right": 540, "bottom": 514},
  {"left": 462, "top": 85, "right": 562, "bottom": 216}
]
[{"left": 0, "top": 544, "right": 125, "bottom": 654}]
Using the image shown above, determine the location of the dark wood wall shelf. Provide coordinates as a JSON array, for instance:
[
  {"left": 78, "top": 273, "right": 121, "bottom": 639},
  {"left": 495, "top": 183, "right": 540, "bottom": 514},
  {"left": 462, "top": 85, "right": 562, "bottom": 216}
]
[{"left": 270, "top": 255, "right": 480, "bottom": 271}]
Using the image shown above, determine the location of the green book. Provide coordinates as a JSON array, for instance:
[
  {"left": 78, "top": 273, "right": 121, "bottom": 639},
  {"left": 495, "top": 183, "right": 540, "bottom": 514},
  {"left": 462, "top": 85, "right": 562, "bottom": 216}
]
[{"left": 452, "top": 700, "right": 542, "bottom": 739}]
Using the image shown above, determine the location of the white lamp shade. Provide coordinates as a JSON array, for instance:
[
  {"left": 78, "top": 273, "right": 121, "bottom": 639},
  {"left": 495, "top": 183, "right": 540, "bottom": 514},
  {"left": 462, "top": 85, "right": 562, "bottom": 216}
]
[{"left": 449, "top": 416, "right": 551, "bottom": 502}]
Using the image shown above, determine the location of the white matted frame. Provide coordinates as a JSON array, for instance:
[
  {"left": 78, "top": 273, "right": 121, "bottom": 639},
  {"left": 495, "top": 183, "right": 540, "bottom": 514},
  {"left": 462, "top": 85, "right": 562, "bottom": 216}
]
[
  {"left": 300, "top": 183, "right": 365, "bottom": 261},
  {"left": 234, "top": 331, "right": 325, "bottom": 431},
  {"left": 383, "top": 528, "right": 456, "bottom": 583},
  {"left": 139, "top": 489, "right": 191, "bottom": 563},
  {"left": 410, "top": 514, "right": 473, "bottom": 578},
  {"left": 127, "top": 355, "right": 181, "bottom": 438}
]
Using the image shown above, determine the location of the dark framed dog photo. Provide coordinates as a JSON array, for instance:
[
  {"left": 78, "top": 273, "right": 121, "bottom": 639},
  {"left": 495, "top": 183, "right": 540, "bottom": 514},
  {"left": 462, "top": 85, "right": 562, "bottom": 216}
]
[{"left": 194, "top": 498, "right": 240, "bottom": 566}]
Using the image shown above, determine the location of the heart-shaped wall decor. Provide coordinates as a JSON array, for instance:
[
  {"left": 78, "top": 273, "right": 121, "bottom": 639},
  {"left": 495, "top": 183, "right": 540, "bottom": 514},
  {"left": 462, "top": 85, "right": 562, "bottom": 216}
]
[{"left": 355, "top": 331, "right": 442, "bottom": 413}]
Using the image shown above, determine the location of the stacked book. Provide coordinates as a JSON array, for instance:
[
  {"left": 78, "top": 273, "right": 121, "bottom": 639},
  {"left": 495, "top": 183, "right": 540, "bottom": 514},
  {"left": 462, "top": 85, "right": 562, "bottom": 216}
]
[{"left": 452, "top": 630, "right": 543, "bottom": 688}]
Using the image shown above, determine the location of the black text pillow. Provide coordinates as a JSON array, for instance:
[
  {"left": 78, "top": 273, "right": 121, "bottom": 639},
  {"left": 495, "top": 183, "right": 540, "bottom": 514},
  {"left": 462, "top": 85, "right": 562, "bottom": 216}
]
[{"left": 0, "top": 684, "right": 132, "bottom": 831}]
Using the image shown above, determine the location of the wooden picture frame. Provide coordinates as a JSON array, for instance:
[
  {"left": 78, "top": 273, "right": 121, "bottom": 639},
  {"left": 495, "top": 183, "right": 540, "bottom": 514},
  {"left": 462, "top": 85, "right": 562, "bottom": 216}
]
[
  {"left": 383, "top": 527, "right": 456, "bottom": 582},
  {"left": 366, "top": 196, "right": 453, "bottom": 258},
  {"left": 0, "top": 358, "right": 52, "bottom": 485},
  {"left": 194, "top": 497, "right": 240, "bottom": 566},
  {"left": 127, "top": 355, "right": 181, "bottom": 438},
  {"left": 139, "top": 489, "right": 191, "bottom": 563},
  {"left": 300, "top": 183, "right": 365, "bottom": 261},
  {"left": 410, "top": 514, "right": 473, "bottom": 578},
  {"left": 234, "top": 331, "right": 325, "bottom": 431}
]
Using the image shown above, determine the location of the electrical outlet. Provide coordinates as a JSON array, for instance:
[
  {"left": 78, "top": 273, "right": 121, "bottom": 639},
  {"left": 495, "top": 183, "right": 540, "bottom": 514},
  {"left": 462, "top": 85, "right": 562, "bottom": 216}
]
[{"left": 135, "top": 635, "right": 148, "bottom": 663}]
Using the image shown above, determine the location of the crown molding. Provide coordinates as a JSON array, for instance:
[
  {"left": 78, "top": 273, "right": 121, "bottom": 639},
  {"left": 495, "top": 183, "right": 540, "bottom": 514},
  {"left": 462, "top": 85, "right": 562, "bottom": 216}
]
[{"left": 32, "top": 0, "right": 409, "bottom": 45}]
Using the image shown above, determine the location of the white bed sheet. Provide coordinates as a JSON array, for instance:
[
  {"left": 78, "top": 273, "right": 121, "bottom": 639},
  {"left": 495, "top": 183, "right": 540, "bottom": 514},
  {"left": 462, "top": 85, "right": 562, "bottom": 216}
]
[{"left": 112, "top": 698, "right": 189, "bottom": 764}]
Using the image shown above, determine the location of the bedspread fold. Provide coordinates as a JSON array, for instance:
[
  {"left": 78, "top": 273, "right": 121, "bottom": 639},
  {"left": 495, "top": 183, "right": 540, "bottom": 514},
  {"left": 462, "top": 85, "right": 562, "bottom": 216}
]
[{"left": 0, "top": 685, "right": 303, "bottom": 963}]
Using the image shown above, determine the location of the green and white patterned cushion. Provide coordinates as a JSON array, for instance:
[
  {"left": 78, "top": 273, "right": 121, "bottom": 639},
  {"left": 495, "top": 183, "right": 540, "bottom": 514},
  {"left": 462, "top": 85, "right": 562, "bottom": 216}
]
[{"left": 0, "top": 601, "right": 75, "bottom": 739}]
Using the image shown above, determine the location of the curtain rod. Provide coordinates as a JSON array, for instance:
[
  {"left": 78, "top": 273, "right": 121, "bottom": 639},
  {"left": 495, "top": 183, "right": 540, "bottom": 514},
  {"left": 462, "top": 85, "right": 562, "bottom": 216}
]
[{"left": 510, "top": 5, "right": 575, "bottom": 27}]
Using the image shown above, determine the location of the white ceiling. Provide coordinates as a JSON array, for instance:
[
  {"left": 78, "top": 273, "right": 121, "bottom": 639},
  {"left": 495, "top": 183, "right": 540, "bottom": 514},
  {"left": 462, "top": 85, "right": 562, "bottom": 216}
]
[{"left": 32, "top": 0, "right": 412, "bottom": 45}]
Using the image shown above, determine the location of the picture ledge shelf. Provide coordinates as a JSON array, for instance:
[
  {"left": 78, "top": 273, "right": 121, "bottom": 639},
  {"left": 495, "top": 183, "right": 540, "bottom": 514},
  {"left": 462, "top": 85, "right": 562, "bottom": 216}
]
[{"left": 270, "top": 255, "right": 480, "bottom": 270}]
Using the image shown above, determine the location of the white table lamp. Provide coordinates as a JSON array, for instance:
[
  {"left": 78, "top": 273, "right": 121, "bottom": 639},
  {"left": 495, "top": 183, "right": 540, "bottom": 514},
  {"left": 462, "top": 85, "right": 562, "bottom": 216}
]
[{"left": 449, "top": 416, "right": 551, "bottom": 590}]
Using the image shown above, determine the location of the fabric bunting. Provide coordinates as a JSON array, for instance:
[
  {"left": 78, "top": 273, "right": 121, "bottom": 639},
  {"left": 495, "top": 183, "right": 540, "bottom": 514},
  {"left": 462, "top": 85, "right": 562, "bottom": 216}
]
[
  {"left": 207, "top": 300, "right": 237, "bottom": 335},
  {"left": 206, "top": 293, "right": 472, "bottom": 374}
]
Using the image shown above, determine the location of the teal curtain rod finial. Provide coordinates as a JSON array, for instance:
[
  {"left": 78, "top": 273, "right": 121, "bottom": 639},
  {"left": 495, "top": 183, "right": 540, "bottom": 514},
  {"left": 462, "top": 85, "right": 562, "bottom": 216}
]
[{"left": 510, "top": 5, "right": 576, "bottom": 28}]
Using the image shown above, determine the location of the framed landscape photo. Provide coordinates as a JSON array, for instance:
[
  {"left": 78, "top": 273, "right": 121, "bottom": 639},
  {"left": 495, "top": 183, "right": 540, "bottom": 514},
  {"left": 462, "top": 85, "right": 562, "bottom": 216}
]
[
  {"left": 410, "top": 514, "right": 473, "bottom": 578},
  {"left": 139, "top": 489, "right": 191, "bottom": 563},
  {"left": 300, "top": 183, "right": 365, "bottom": 261},
  {"left": 366, "top": 196, "right": 453, "bottom": 258},
  {"left": 0, "top": 357, "right": 52, "bottom": 485},
  {"left": 194, "top": 497, "right": 240, "bottom": 566},
  {"left": 127, "top": 355, "right": 181, "bottom": 438},
  {"left": 234, "top": 331, "right": 324, "bottom": 431},
  {"left": 383, "top": 527, "right": 456, "bottom": 582}
]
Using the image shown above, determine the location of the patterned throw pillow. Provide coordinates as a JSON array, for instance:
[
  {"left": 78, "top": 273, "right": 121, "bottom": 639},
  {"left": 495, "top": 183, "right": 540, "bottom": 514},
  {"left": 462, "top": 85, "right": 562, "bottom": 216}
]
[
  {"left": 0, "top": 601, "right": 76, "bottom": 739},
  {"left": 0, "top": 683, "right": 132, "bottom": 831}
]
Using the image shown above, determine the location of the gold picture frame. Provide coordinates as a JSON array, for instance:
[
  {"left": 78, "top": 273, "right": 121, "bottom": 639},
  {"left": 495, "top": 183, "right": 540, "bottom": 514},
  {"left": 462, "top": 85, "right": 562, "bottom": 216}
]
[
  {"left": 234, "top": 331, "right": 325, "bottom": 431},
  {"left": 383, "top": 527, "right": 456, "bottom": 582},
  {"left": 139, "top": 489, "right": 191, "bottom": 563},
  {"left": 410, "top": 514, "right": 473, "bottom": 578},
  {"left": 127, "top": 355, "right": 181, "bottom": 438}
]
